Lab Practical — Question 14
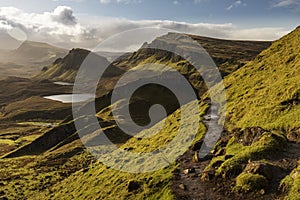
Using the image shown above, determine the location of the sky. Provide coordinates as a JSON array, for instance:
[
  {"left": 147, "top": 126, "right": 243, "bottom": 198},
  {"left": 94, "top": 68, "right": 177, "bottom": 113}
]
[{"left": 0, "top": 0, "right": 300, "bottom": 50}]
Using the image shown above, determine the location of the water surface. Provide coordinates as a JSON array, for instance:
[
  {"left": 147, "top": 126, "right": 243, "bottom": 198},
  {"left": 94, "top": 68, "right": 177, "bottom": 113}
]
[{"left": 44, "top": 94, "right": 94, "bottom": 103}]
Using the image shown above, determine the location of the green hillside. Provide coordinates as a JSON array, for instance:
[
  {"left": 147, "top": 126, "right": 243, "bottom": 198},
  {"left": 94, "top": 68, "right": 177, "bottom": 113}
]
[
  {"left": 212, "top": 26, "right": 300, "bottom": 131},
  {"left": 1, "top": 29, "right": 299, "bottom": 200},
  {"left": 202, "top": 26, "right": 300, "bottom": 199}
]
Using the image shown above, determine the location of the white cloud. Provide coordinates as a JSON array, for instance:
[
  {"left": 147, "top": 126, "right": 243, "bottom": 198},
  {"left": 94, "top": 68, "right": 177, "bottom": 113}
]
[
  {"left": 273, "top": 0, "right": 300, "bottom": 7},
  {"left": 227, "top": 0, "right": 245, "bottom": 10},
  {"left": 0, "top": 6, "right": 95, "bottom": 49},
  {"left": 0, "top": 6, "right": 291, "bottom": 50},
  {"left": 52, "top": 6, "right": 77, "bottom": 25},
  {"left": 52, "top": 0, "right": 84, "bottom": 2},
  {"left": 99, "top": 0, "right": 142, "bottom": 4}
]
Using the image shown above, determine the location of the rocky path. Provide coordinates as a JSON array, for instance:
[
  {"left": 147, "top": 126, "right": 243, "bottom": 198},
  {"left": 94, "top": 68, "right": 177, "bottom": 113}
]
[
  {"left": 171, "top": 104, "right": 230, "bottom": 200},
  {"left": 171, "top": 103, "right": 300, "bottom": 200},
  {"left": 171, "top": 148, "right": 228, "bottom": 200}
]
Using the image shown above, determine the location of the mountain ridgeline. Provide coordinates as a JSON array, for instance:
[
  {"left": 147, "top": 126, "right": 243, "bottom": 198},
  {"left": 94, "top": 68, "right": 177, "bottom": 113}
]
[{"left": 34, "top": 48, "right": 124, "bottom": 82}]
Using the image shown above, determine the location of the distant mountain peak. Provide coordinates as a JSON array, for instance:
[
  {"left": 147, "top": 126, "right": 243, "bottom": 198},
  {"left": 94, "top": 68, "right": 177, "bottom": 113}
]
[{"left": 35, "top": 47, "right": 124, "bottom": 82}]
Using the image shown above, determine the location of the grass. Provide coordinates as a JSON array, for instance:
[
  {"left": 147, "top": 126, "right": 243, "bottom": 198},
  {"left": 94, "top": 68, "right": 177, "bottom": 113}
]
[
  {"left": 17, "top": 121, "right": 59, "bottom": 127},
  {"left": 35, "top": 162, "right": 177, "bottom": 200},
  {"left": 280, "top": 163, "right": 300, "bottom": 200},
  {"left": 201, "top": 27, "right": 300, "bottom": 198},
  {"left": 0, "top": 141, "right": 92, "bottom": 200},
  {"left": 35, "top": 100, "right": 208, "bottom": 199},
  {"left": 15, "top": 134, "right": 41, "bottom": 144},
  {"left": 215, "top": 131, "right": 287, "bottom": 177},
  {"left": 0, "top": 139, "right": 15, "bottom": 146},
  {"left": 235, "top": 172, "right": 268, "bottom": 192},
  {"left": 209, "top": 27, "right": 300, "bottom": 131},
  {"left": 0, "top": 100, "right": 208, "bottom": 200},
  {"left": 121, "top": 101, "right": 208, "bottom": 153}
]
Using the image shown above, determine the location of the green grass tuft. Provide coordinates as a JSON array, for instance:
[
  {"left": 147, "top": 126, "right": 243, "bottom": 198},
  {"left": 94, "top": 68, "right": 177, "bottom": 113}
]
[{"left": 235, "top": 172, "right": 268, "bottom": 192}]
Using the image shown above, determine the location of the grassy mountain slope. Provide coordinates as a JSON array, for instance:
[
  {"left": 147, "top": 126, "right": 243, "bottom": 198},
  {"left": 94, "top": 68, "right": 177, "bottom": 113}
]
[
  {"left": 198, "top": 26, "right": 300, "bottom": 199},
  {"left": 9, "top": 33, "right": 270, "bottom": 158},
  {"left": 212, "top": 26, "right": 300, "bottom": 131},
  {"left": 0, "top": 33, "right": 287, "bottom": 200},
  {"left": 0, "top": 101, "right": 208, "bottom": 200},
  {"left": 34, "top": 28, "right": 299, "bottom": 200}
]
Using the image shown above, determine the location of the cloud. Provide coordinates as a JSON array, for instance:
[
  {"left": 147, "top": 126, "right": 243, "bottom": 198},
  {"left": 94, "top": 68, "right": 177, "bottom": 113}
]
[
  {"left": 99, "top": 0, "right": 142, "bottom": 4},
  {"left": 0, "top": 6, "right": 95, "bottom": 49},
  {"left": 52, "top": 6, "right": 77, "bottom": 25},
  {"left": 273, "top": 0, "right": 300, "bottom": 8},
  {"left": 52, "top": 0, "right": 84, "bottom": 2},
  {"left": 0, "top": 6, "right": 290, "bottom": 50},
  {"left": 227, "top": 0, "right": 245, "bottom": 10}
]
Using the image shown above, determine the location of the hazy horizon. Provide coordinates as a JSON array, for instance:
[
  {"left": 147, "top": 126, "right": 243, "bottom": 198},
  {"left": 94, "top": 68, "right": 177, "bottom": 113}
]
[{"left": 0, "top": 0, "right": 299, "bottom": 50}]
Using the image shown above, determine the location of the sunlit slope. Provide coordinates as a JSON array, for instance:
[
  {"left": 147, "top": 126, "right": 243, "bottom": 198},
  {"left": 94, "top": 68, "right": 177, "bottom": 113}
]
[
  {"left": 32, "top": 101, "right": 208, "bottom": 200},
  {"left": 211, "top": 26, "right": 300, "bottom": 131}
]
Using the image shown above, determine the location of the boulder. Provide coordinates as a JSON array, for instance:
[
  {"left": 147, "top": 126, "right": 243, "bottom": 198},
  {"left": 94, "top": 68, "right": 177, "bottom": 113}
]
[{"left": 243, "top": 161, "right": 284, "bottom": 180}]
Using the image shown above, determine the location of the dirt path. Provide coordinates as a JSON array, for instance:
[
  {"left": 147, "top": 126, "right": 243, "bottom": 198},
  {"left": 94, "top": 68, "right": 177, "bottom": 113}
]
[
  {"left": 171, "top": 143, "right": 300, "bottom": 200},
  {"left": 171, "top": 148, "right": 230, "bottom": 200},
  {"left": 171, "top": 104, "right": 300, "bottom": 200},
  {"left": 171, "top": 104, "right": 230, "bottom": 200}
]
